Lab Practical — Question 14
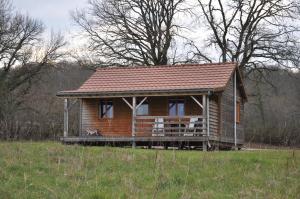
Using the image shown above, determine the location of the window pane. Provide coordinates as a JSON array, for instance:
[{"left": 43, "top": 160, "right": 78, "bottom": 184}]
[
  {"left": 178, "top": 102, "right": 185, "bottom": 116},
  {"left": 137, "top": 104, "right": 148, "bottom": 115},
  {"left": 106, "top": 101, "right": 113, "bottom": 118},
  {"left": 100, "top": 101, "right": 113, "bottom": 118},
  {"left": 100, "top": 101, "right": 106, "bottom": 118},
  {"left": 169, "top": 101, "right": 176, "bottom": 116}
]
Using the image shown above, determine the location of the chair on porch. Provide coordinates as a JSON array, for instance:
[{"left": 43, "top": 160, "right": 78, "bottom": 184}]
[
  {"left": 184, "top": 117, "right": 199, "bottom": 136},
  {"left": 86, "top": 129, "right": 102, "bottom": 136},
  {"left": 152, "top": 117, "right": 165, "bottom": 136}
]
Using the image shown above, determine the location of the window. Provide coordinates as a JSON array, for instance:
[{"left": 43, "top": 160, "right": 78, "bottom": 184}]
[
  {"left": 169, "top": 99, "right": 185, "bottom": 116},
  {"left": 236, "top": 101, "right": 241, "bottom": 123},
  {"left": 100, "top": 100, "right": 113, "bottom": 118},
  {"left": 137, "top": 100, "right": 149, "bottom": 116}
]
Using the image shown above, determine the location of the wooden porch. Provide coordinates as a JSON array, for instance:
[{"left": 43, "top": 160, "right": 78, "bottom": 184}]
[
  {"left": 135, "top": 115, "right": 205, "bottom": 136},
  {"left": 61, "top": 94, "right": 222, "bottom": 149},
  {"left": 61, "top": 135, "right": 210, "bottom": 149},
  {"left": 61, "top": 135, "right": 243, "bottom": 150},
  {"left": 61, "top": 95, "right": 243, "bottom": 150}
]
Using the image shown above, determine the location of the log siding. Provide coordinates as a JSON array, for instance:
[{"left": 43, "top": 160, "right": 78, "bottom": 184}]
[
  {"left": 81, "top": 96, "right": 205, "bottom": 137},
  {"left": 209, "top": 95, "right": 219, "bottom": 137},
  {"left": 220, "top": 75, "right": 244, "bottom": 143}
]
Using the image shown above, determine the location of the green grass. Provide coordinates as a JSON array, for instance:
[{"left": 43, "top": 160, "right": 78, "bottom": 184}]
[{"left": 0, "top": 142, "right": 299, "bottom": 199}]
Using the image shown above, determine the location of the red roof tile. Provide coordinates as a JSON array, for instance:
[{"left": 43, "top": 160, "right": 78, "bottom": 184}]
[{"left": 59, "top": 63, "right": 240, "bottom": 96}]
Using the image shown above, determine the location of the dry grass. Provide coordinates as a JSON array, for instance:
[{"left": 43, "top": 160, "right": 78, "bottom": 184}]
[{"left": 0, "top": 141, "right": 299, "bottom": 199}]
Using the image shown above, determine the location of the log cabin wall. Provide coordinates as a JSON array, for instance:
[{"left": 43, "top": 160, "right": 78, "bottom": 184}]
[
  {"left": 220, "top": 75, "right": 244, "bottom": 143},
  {"left": 81, "top": 96, "right": 204, "bottom": 136},
  {"left": 81, "top": 98, "right": 132, "bottom": 136},
  {"left": 209, "top": 95, "right": 220, "bottom": 137}
]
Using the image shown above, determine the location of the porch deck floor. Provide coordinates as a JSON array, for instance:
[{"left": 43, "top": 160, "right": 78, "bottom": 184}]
[
  {"left": 61, "top": 136, "right": 212, "bottom": 148},
  {"left": 61, "top": 135, "right": 209, "bottom": 143},
  {"left": 61, "top": 135, "right": 243, "bottom": 148}
]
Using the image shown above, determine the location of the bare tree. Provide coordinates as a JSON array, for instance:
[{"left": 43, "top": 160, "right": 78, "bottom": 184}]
[
  {"left": 0, "top": 0, "right": 65, "bottom": 138},
  {"left": 72, "top": 0, "right": 186, "bottom": 66},
  {"left": 190, "top": 0, "right": 300, "bottom": 75},
  {"left": 244, "top": 70, "right": 300, "bottom": 146}
]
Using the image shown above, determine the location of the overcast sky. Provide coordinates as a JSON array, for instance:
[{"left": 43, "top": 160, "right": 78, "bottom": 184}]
[
  {"left": 13, "top": 0, "right": 87, "bottom": 34},
  {"left": 11, "top": 0, "right": 202, "bottom": 56},
  {"left": 10, "top": 0, "right": 214, "bottom": 62}
]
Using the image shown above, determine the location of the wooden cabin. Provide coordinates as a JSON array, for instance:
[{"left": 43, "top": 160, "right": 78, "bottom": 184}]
[{"left": 57, "top": 63, "right": 247, "bottom": 150}]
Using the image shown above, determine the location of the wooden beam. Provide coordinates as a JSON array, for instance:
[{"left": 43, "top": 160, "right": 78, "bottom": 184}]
[
  {"left": 63, "top": 98, "right": 69, "bottom": 137},
  {"left": 202, "top": 95, "right": 207, "bottom": 136},
  {"left": 132, "top": 96, "right": 136, "bottom": 148},
  {"left": 122, "top": 97, "right": 133, "bottom": 110},
  {"left": 234, "top": 70, "right": 237, "bottom": 149},
  {"left": 207, "top": 96, "right": 210, "bottom": 137},
  {"left": 135, "top": 115, "right": 203, "bottom": 119},
  {"left": 190, "top": 96, "right": 203, "bottom": 109},
  {"left": 136, "top": 97, "right": 147, "bottom": 109},
  {"left": 217, "top": 93, "right": 222, "bottom": 137},
  {"left": 58, "top": 92, "right": 210, "bottom": 99},
  {"left": 79, "top": 99, "right": 82, "bottom": 136},
  {"left": 61, "top": 136, "right": 215, "bottom": 143}
]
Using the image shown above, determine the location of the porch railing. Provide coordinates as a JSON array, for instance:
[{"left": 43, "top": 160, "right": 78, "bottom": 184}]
[{"left": 134, "top": 115, "right": 206, "bottom": 137}]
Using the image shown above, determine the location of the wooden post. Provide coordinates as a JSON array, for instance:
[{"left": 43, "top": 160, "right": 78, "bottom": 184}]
[
  {"left": 202, "top": 95, "right": 207, "bottom": 151},
  {"left": 234, "top": 70, "right": 237, "bottom": 149},
  {"left": 207, "top": 95, "right": 210, "bottom": 137},
  {"left": 79, "top": 99, "right": 82, "bottom": 136},
  {"left": 202, "top": 95, "right": 206, "bottom": 135},
  {"left": 63, "top": 98, "right": 69, "bottom": 137},
  {"left": 122, "top": 97, "right": 139, "bottom": 148},
  {"left": 132, "top": 96, "right": 136, "bottom": 148}
]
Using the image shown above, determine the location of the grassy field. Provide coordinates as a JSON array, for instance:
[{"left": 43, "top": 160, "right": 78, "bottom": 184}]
[{"left": 0, "top": 142, "right": 299, "bottom": 199}]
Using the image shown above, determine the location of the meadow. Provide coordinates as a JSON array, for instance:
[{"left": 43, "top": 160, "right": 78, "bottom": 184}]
[{"left": 0, "top": 142, "right": 299, "bottom": 199}]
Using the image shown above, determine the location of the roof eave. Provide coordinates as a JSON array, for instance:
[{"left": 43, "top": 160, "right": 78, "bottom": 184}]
[{"left": 56, "top": 88, "right": 224, "bottom": 98}]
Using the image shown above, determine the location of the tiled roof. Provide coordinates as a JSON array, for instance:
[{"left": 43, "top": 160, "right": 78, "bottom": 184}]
[{"left": 58, "top": 63, "right": 242, "bottom": 96}]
